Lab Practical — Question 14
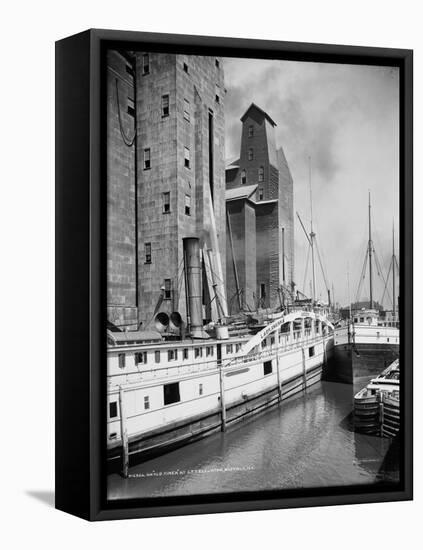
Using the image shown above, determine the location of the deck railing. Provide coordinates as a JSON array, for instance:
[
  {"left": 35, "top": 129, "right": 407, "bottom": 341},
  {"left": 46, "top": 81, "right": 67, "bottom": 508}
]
[{"left": 108, "top": 328, "right": 333, "bottom": 386}]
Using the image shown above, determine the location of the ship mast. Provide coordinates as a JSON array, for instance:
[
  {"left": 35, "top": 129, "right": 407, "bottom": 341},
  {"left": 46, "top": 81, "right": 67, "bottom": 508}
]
[
  {"left": 392, "top": 222, "right": 396, "bottom": 316},
  {"left": 380, "top": 219, "right": 399, "bottom": 314},
  {"left": 297, "top": 157, "right": 331, "bottom": 307},
  {"left": 368, "top": 191, "right": 374, "bottom": 309},
  {"left": 309, "top": 157, "right": 317, "bottom": 304}
]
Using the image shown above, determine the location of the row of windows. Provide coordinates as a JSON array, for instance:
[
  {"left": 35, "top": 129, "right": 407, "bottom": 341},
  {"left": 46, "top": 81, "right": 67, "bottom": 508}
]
[
  {"left": 143, "top": 146, "right": 191, "bottom": 170},
  {"left": 117, "top": 344, "right": 221, "bottom": 368},
  {"left": 162, "top": 95, "right": 191, "bottom": 120},
  {"left": 240, "top": 166, "right": 264, "bottom": 184},
  {"left": 225, "top": 343, "right": 242, "bottom": 354},
  {"left": 142, "top": 191, "right": 191, "bottom": 218},
  {"left": 130, "top": 93, "right": 191, "bottom": 123},
  {"left": 110, "top": 349, "right": 285, "bottom": 422}
]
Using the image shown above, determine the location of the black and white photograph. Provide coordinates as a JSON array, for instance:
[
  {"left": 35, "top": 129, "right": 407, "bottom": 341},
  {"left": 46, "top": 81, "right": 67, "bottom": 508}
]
[{"left": 105, "top": 49, "right": 403, "bottom": 501}]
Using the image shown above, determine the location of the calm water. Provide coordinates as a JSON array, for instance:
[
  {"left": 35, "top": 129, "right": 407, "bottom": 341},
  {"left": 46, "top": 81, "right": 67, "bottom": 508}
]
[{"left": 108, "top": 379, "right": 399, "bottom": 500}]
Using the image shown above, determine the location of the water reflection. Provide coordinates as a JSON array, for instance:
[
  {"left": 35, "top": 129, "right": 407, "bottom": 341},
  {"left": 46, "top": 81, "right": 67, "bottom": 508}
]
[{"left": 108, "top": 380, "right": 399, "bottom": 500}]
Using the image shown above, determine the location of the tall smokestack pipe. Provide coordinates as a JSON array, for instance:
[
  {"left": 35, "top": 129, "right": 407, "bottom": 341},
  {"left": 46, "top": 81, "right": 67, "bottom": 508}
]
[{"left": 183, "top": 237, "right": 207, "bottom": 339}]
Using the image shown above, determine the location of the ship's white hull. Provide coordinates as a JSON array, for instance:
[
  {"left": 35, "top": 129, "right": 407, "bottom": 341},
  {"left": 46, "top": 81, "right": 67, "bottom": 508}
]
[{"left": 107, "top": 328, "right": 334, "bottom": 469}]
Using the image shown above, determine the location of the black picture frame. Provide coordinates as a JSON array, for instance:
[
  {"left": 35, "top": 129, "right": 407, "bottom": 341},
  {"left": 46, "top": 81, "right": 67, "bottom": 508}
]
[{"left": 55, "top": 28, "right": 413, "bottom": 521}]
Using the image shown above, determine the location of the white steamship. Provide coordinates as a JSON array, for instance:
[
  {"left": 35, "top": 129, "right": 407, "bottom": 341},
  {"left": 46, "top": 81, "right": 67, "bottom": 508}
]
[{"left": 107, "top": 237, "right": 334, "bottom": 473}]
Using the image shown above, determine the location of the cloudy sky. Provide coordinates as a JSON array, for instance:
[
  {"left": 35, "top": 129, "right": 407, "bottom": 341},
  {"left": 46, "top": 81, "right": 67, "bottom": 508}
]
[{"left": 223, "top": 57, "right": 399, "bottom": 307}]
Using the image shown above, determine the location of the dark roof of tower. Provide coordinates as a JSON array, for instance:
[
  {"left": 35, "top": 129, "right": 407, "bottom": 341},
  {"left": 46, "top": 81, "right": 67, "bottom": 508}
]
[
  {"left": 240, "top": 103, "right": 277, "bottom": 127},
  {"left": 226, "top": 184, "right": 258, "bottom": 202}
]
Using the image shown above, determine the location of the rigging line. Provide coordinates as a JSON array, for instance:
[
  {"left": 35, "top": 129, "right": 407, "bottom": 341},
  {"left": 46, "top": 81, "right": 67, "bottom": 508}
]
[
  {"left": 227, "top": 289, "right": 241, "bottom": 313},
  {"left": 207, "top": 262, "right": 226, "bottom": 286},
  {"left": 115, "top": 78, "right": 136, "bottom": 147},
  {"left": 315, "top": 241, "right": 330, "bottom": 291},
  {"left": 302, "top": 244, "right": 311, "bottom": 295},
  {"left": 381, "top": 261, "right": 393, "bottom": 306},
  {"left": 176, "top": 264, "right": 185, "bottom": 312},
  {"left": 204, "top": 263, "right": 225, "bottom": 303},
  {"left": 175, "top": 257, "right": 186, "bottom": 308},
  {"left": 318, "top": 242, "right": 331, "bottom": 287},
  {"left": 373, "top": 247, "right": 392, "bottom": 306},
  {"left": 355, "top": 249, "right": 368, "bottom": 304}
]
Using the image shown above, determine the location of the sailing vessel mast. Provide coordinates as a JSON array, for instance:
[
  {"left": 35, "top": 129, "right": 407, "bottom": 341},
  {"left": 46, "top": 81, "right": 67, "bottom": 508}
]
[
  {"left": 368, "top": 192, "right": 374, "bottom": 309},
  {"left": 309, "top": 157, "right": 317, "bottom": 304},
  {"left": 297, "top": 157, "right": 332, "bottom": 307},
  {"left": 392, "top": 223, "right": 396, "bottom": 316}
]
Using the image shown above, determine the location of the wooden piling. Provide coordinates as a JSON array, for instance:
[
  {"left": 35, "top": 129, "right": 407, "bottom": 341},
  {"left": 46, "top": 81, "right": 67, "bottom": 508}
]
[
  {"left": 219, "top": 365, "right": 226, "bottom": 431},
  {"left": 301, "top": 347, "right": 307, "bottom": 390},
  {"left": 119, "top": 386, "right": 129, "bottom": 478},
  {"left": 379, "top": 393, "right": 384, "bottom": 434},
  {"left": 275, "top": 330, "right": 282, "bottom": 401},
  {"left": 322, "top": 335, "right": 327, "bottom": 367}
]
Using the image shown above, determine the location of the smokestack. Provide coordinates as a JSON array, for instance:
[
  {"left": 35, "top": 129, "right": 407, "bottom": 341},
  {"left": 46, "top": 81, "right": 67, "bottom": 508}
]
[{"left": 183, "top": 237, "right": 208, "bottom": 339}]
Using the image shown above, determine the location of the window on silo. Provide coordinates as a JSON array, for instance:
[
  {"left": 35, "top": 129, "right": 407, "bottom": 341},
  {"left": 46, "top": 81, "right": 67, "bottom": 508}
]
[
  {"left": 161, "top": 94, "right": 169, "bottom": 117},
  {"left": 109, "top": 401, "right": 118, "bottom": 419},
  {"left": 241, "top": 170, "right": 247, "bottom": 184},
  {"left": 142, "top": 53, "right": 150, "bottom": 75},
  {"left": 145, "top": 242, "right": 151, "bottom": 264},
  {"left": 144, "top": 396, "right": 150, "bottom": 410},
  {"left": 248, "top": 148, "right": 254, "bottom": 161},
  {"left": 248, "top": 125, "right": 254, "bottom": 137},
  {"left": 185, "top": 194, "right": 191, "bottom": 216},
  {"left": 163, "top": 191, "right": 170, "bottom": 213},
  {"left": 184, "top": 147, "right": 190, "bottom": 168},
  {"left": 258, "top": 166, "right": 264, "bottom": 182},
  {"left": 127, "top": 97, "right": 135, "bottom": 117},
  {"left": 215, "top": 58, "right": 220, "bottom": 68},
  {"left": 183, "top": 62, "right": 189, "bottom": 73},
  {"left": 164, "top": 382, "right": 181, "bottom": 405},
  {"left": 215, "top": 84, "right": 220, "bottom": 103},
  {"left": 183, "top": 98, "right": 190, "bottom": 122},
  {"left": 260, "top": 283, "right": 266, "bottom": 300},
  {"left": 143, "top": 148, "right": 151, "bottom": 170},
  {"left": 164, "top": 279, "right": 172, "bottom": 300}
]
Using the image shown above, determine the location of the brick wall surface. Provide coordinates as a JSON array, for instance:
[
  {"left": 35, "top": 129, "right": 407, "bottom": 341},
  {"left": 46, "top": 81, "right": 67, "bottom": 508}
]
[
  {"left": 135, "top": 52, "right": 226, "bottom": 327},
  {"left": 106, "top": 51, "right": 138, "bottom": 329}
]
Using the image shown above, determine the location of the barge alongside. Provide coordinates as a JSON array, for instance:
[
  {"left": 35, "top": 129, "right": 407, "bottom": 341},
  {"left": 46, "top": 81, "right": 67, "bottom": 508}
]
[
  {"left": 353, "top": 359, "right": 400, "bottom": 436},
  {"left": 330, "top": 310, "right": 399, "bottom": 385}
]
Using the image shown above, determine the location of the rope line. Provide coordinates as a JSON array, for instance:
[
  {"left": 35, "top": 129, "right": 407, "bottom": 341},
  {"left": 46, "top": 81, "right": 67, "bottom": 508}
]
[{"left": 115, "top": 78, "right": 136, "bottom": 147}]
